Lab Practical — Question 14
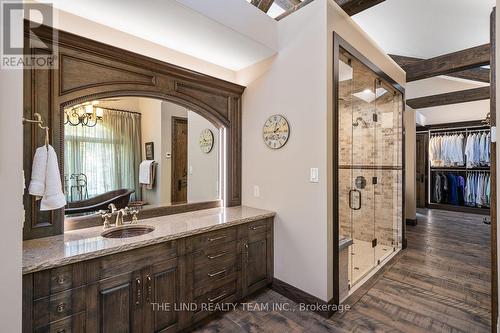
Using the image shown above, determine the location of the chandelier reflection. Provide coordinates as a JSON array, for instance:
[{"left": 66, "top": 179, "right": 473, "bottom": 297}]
[{"left": 64, "top": 101, "right": 103, "bottom": 127}]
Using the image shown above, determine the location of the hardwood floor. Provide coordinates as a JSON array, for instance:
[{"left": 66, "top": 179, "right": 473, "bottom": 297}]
[{"left": 192, "top": 209, "right": 491, "bottom": 333}]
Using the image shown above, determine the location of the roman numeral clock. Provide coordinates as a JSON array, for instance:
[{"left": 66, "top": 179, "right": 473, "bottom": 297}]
[{"left": 263, "top": 114, "right": 290, "bottom": 149}]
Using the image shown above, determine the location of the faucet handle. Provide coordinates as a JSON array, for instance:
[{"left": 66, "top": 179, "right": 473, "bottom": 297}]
[
  {"left": 130, "top": 209, "right": 140, "bottom": 224},
  {"left": 98, "top": 210, "right": 112, "bottom": 229}
]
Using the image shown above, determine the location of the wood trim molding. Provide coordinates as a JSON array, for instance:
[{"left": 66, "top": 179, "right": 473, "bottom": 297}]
[
  {"left": 271, "top": 278, "right": 337, "bottom": 318},
  {"left": 490, "top": 7, "right": 497, "bottom": 333},
  {"left": 406, "top": 87, "right": 490, "bottom": 109},
  {"left": 23, "top": 21, "right": 245, "bottom": 240},
  {"left": 405, "top": 219, "right": 417, "bottom": 226}
]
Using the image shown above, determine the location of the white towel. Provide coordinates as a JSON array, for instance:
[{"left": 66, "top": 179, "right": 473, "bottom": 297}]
[
  {"left": 28, "top": 145, "right": 67, "bottom": 211},
  {"left": 28, "top": 146, "right": 47, "bottom": 197},
  {"left": 139, "top": 160, "right": 155, "bottom": 185}
]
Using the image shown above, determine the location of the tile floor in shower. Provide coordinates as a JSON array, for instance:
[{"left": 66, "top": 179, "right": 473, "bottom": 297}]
[{"left": 348, "top": 239, "right": 394, "bottom": 287}]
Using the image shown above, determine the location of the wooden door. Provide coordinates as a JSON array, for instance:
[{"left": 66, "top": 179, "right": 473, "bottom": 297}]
[
  {"left": 86, "top": 271, "right": 143, "bottom": 333},
  {"left": 143, "top": 258, "right": 180, "bottom": 333},
  {"left": 171, "top": 117, "right": 188, "bottom": 204},
  {"left": 242, "top": 232, "right": 269, "bottom": 297},
  {"left": 416, "top": 132, "right": 428, "bottom": 208}
]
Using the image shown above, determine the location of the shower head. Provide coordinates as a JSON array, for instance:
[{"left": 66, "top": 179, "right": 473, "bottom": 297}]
[{"left": 352, "top": 117, "right": 368, "bottom": 128}]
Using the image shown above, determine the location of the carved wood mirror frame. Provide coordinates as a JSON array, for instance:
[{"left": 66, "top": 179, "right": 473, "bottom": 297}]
[{"left": 23, "top": 22, "right": 244, "bottom": 240}]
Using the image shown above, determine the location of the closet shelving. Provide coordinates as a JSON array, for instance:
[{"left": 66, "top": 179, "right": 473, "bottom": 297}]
[{"left": 425, "top": 124, "right": 491, "bottom": 215}]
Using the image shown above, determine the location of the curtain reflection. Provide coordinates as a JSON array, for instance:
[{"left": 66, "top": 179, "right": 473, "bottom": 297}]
[{"left": 64, "top": 109, "right": 142, "bottom": 202}]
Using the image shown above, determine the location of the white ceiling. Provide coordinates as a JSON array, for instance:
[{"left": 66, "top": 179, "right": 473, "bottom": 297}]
[
  {"left": 353, "top": 0, "right": 496, "bottom": 59},
  {"left": 46, "top": 0, "right": 277, "bottom": 71}
]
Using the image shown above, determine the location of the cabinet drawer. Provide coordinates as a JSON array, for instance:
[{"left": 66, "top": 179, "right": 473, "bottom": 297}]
[
  {"left": 191, "top": 227, "right": 237, "bottom": 251},
  {"left": 247, "top": 219, "right": 269, "bottom": 236},
  {"left": 194, "top": 279, "right": 237, "bottom": 309},
  {"left": 193, "top": 241, "right": 237, "bottom": 268},
  {"left": 85, "top": 241, "right": 177, "bottom": 283},
  {"left": 34, "top": 312, "right": 85, "bottom": 333},
  {"left": 33, "top": 263, "right": 86, "bottom": 299},
  {"left": 33, "top": 287, "right": 85, "bottom": 327}
]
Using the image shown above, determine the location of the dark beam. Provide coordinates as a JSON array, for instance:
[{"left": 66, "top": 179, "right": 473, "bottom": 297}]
[
  {"left": 406, "top": 87, "right": 490, "bottom": 109},
  {"left": 276, "top": 0, "right": 385, "bottom": 20},
  {"left": 251, "top": 0, "right": 275, "bottom": 13},
  {"left": 390, "top": 54, "right": 490, "bottom": 83},
  {"left": 335, "top": 0, "right": 386, "bottom": 16},
  {"left": 402, "top": 44, "right": 490, "bottom": 82}
]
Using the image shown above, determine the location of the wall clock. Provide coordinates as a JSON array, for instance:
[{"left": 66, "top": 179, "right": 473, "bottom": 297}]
[
  {"left": 199, "top": 128, "right": 214, "bottom": 153},
  {"left": 263, "top": 114, "right": 290, "bottom": 149}
]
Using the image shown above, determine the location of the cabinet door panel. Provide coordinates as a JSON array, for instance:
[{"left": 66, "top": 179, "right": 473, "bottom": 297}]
[
  {"left": 86, "top": 271, "right": 142, "bottom": 333},
  {"left": 144, "top": 258, "right": 179, "bottom": 333},
  {"left": 247, "top": 238, "right": 268, "bottom": 286}
]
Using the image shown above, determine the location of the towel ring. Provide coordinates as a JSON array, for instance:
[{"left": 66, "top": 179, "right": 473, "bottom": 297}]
[{"left": 23, "top": 112, "right": 50, "bottom": 146}]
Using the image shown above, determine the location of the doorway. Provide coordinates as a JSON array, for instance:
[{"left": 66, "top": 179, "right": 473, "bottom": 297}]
[{"left": 171, "top": 117, "right": 188, "bottom": 204}]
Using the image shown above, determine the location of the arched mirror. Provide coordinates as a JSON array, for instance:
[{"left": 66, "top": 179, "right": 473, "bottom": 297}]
[{"left": 63, "top": 97, "right": 221, "bottom": 217}]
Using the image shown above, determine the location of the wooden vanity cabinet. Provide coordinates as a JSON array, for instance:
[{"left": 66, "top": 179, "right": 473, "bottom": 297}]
[
  {"left": 23, "top": 218, "right": 273, "bottom": 333},
  {"left": 242, "top": 219, "right": 274, "bottom": 297}
]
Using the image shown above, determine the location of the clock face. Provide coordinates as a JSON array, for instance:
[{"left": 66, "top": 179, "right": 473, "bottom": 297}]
[
  {"left": 263, "top": 114, "right": 290, "bottom": 149},
  {"left": 199, "top": 128, "right": 214, "bottom": 153}
]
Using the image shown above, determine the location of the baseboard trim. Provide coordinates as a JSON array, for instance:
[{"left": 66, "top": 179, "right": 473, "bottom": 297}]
[
  {"left": 271, "top": 278, "right": 335, "bottom": 318},
  {"left": 406, "top": 218, "right": 417, "bottom": 226}
]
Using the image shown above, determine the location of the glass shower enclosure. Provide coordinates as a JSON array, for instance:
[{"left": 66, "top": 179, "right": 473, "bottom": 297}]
[{"left": 335, "top": 41, "right": 404, "bottom": 296}]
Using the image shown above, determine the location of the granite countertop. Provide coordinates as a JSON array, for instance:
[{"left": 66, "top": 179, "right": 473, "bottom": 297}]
[{"left": 23, "top": 206, "right": 275, "bottom": 274}]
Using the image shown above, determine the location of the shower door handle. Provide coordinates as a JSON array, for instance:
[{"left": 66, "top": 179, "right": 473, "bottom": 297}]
[{"left": 349, "top": 189, "right": 362, "bottom": 210}]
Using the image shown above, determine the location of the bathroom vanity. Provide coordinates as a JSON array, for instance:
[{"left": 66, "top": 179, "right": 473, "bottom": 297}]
[{"left": 22, "top": 207, "right": 274, "bottom": 333}]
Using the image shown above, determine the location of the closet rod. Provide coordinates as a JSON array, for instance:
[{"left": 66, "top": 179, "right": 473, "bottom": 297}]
[{"left": 429, "top": 125, "right": 490, "bottom": 133}]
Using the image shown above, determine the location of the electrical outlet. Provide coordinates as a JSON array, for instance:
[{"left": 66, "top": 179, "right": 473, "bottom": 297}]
[{"left": 253, "top": 185, "right": 260, "bottom": 197}]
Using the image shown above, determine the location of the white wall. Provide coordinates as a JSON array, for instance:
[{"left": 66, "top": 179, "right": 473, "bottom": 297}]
[
  {"left": 138, "top": 98, "right": 163, "bottom": 203},
  {"left": 242, "top": 0, "right": 329, "bottom": 301},
  {"left": 407, "top": 76, "right": 490, "bottom": 124},
  {"left": 404, "top": 109, "right": 417, "bottom": 221},
  {"left": 0, "top": 3, "right": 23, "bottom": 331},
  {"left": 187, "top": 112, "right": 219, "bottom": 202},
  {"left": 34, "top": 5, "right": 238, "bottom": 83},
  {"left": 241, "top": 0, "right": 405, "bottom": 302}
]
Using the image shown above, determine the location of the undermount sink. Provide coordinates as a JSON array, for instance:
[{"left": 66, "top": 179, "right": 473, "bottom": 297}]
[{"left": 101, "top": 225, "right": 155, "bottom": 238}]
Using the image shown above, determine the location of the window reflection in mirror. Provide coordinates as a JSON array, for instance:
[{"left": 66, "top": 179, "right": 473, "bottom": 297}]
[{"left": 63, "top": 97, "right": 220, "bottom": 217}]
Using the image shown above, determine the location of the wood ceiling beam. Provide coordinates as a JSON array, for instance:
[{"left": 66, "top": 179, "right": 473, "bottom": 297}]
[
  {"left": 406, "top": 87, "right": 490, "bottom": 109},
  {"left": 251, "top": 0, "right": 275, "bottom": 13},
  {"left": 274, "top": 0, "right": 301, "bottom": 10},
  {"left": 390, "top": 54, "right": 490, "bottom": 83},
  {"left": 335, "top": 0, "right": 386, "bottom": 16},
  {"left": 400, "top": 44, "right": 490, "bottom": 82},
  {"left": 275, "top": 0, "right": 385, "bottom": 20}
]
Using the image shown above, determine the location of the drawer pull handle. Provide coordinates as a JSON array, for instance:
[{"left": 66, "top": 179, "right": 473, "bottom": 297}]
[
  {"left": 208, "top": 291, "right": 227, "bottom": 303},
  {"left": 208, "top": 235, "right": 227, "bottom": 242},
  {"left": 135, "top": 278, "right": 142, "bottom": 305},
  {"left": 56, "top": 302, "right": 66, "bottom": 313},
  {"left": 207, "top": 269, "right": 227, "bottom": 278},
  {"left": 251, "top": 225, "right": 266, "bottom": 230},
  {"left": 56, "top": 275, "right": 66, "bottom": 285},
  {"left": 146, "top": 275, "right": 152, "bottom": 302},
  {"left": 207, "top": 252, "right": 227, "bottom": 260}
]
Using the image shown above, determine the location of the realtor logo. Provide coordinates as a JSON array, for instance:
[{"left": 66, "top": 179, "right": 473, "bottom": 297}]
[{"left": 1, "top": 0, "right": 58, "bottom": 69}]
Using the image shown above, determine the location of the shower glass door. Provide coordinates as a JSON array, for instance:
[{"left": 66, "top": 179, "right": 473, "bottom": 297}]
[
  {"left": 339, "top": 49, "right": 377, "bottom": 286},
  {"left": 338, "top": 46, "right": 403, "bottom": 290}
]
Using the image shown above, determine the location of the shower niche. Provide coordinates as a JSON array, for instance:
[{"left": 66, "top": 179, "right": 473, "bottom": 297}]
[{"left": 334, "top": 38, "right": 404, "bottom": 300}]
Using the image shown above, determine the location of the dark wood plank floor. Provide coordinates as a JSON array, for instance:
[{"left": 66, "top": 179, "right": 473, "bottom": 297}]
[{"left": 192, "top": 209, "right": 491, "bottom": 333}]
